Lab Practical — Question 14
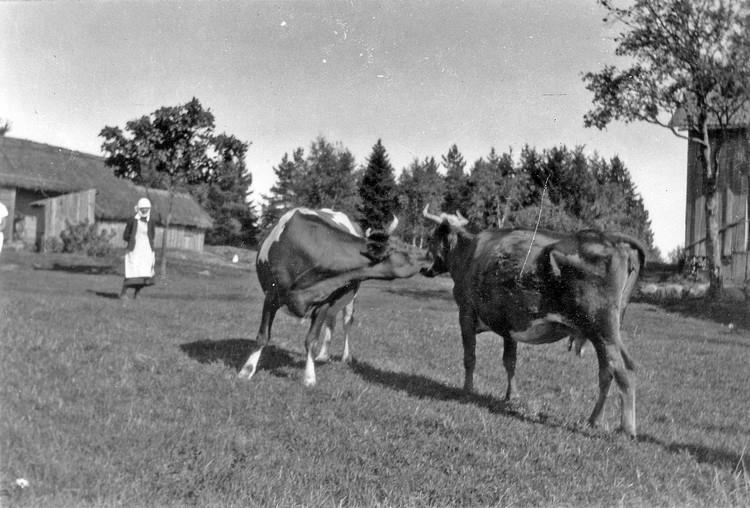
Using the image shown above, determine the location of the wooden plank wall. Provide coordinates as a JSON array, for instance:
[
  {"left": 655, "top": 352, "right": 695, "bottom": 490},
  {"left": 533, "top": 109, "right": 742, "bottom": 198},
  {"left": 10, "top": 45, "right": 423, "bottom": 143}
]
[
  {"left": 97, "top": 221, "right": 205, "bottom": 252},
  {"left": 42, "top": 189, "right": 96, "bottom": 242},
  {"left": 685, "top": 128, "right": 749, "bottom": 281}
]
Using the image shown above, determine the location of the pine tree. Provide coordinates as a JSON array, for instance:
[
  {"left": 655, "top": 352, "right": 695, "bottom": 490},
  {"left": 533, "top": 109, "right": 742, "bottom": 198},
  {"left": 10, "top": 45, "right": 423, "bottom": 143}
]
[
  {"left": 441, "top": 144, "right": 468, "bottom": 214},
  {"left": 191, "top": 133, "right": 259, "bottom": 247},
  {"left": 359, "top": 139, "right": 397, "bottom": 231},
  {"left": 261, "top": 147, "right": 306, "bottom": 233}
]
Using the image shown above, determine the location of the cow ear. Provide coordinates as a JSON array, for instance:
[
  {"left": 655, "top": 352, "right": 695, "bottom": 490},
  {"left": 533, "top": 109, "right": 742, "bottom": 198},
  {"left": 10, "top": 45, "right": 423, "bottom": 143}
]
[{"left": 550, "top": 249, "right": 603, "bottom": 278}]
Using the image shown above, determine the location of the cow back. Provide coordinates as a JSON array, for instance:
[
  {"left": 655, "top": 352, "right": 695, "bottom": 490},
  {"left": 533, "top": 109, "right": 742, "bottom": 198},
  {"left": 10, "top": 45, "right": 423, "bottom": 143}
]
[{"left": 257, "top": 208, "right": 369, "bottom": 295}]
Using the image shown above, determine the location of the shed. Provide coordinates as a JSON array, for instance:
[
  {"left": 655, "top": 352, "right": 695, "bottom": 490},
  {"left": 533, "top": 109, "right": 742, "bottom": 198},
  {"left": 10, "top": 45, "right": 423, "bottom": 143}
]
[
  {"left": 0, "top": 137, "right": 212, "bottom": 252},
  {"left": 671, "top": 106, "right": 750, "bottom": 282}
]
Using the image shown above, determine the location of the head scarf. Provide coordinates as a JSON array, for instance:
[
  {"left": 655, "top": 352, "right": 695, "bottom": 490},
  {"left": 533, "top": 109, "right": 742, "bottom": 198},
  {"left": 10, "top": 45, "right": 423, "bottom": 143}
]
[{"left": 134, "top": 197, "right": 151, "bottom": 221}]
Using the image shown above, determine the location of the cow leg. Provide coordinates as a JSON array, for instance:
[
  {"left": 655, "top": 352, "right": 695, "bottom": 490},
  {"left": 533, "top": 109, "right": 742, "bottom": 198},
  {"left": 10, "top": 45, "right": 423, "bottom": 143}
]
[
  {"left": 238, "top": 296, "right": 278, "bottom": 380},
  {"left": 502, "top": 336, "right": 518, "bottom": 400},
  {"left": 303, "top": 304, "right": 330, "bottom": 387},
  {"left": 589, "top": 340, "right": 636, "bottom": 437},
  {"left": 314, "top": 312, "right": 336, "bottom": 362},
  {"left": 459, "top": 310, "right": 477, "bottom": 392},
  {"left": 340, "top": 298, "right": 355, "bottom": 364}
]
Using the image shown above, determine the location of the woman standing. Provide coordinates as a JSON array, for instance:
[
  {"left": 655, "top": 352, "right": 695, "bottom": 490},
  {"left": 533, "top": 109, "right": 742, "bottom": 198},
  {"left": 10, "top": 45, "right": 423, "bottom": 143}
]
[{"left": 120, "top": 197, "right": 156, "bottom": 299}]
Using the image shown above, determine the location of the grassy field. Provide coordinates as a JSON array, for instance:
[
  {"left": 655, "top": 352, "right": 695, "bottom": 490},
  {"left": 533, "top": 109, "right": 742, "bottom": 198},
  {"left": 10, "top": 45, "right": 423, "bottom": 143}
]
[{"left": 0, "top": 249, "right": 748, "bottom": 507}]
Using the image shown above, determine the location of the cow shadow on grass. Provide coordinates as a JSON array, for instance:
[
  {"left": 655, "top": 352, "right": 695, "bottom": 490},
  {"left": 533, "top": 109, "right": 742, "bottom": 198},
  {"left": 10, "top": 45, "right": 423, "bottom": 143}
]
[
  {"left": 349, "top": 358, "right": 580, "bottom": 433},
  {"left": 350, "top": 359, "right": 744, "bottom": 472},
  {"left": 179, "top": 338, "right": 302, "bottom": 376},
  {"left": 636, "top": 433, "right": 744, "bottom": 473}
]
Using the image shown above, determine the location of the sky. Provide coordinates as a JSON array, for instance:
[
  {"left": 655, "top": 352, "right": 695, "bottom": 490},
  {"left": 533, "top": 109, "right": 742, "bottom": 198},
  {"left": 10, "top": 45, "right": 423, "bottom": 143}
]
[{"left": 0, "top": 0, "right": 687, "bottom": 256}]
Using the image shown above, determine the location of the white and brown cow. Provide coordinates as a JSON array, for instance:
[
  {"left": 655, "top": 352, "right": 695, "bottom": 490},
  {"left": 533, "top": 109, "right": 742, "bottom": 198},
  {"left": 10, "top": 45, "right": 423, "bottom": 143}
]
[
  {"left": 239, "top": 207, "right": 420, "bottom": 386},
  {"left": 421, "top": 206, "right": 645, "bottom": 436}
]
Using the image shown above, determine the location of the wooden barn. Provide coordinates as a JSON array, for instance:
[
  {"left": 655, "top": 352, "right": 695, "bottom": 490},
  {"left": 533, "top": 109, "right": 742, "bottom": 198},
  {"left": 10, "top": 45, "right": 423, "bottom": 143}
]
[
  {"left": 674, "top": 106, "right": 750, "bottom": 282},
  {"left": 0, "top": 137, "right": 212, "bottom": 252}
]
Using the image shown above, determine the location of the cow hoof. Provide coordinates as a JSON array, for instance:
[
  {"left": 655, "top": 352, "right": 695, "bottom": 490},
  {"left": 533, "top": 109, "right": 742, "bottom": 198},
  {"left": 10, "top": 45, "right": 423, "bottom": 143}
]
[
  {"left": 314, "top": 353, "right": 330, "bottom": 362},
  {"left": 342, "top": 354, "right": 354, "bottom": 364},
  {"left": 303, "top": 377, "right": 316, "bottom": 387}
]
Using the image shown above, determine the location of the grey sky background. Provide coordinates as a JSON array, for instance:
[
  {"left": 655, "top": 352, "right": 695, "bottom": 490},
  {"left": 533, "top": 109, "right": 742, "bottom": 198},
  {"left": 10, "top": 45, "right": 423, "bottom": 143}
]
[{"left": 1, "top": 0, "right": 686, "bottom": 255}]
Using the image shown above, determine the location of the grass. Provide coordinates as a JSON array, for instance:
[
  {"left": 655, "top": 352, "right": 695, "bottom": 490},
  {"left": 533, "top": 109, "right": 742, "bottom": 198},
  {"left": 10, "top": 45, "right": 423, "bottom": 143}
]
[{"left": 0, "top": 249, "right": 749, "bottom": 507}]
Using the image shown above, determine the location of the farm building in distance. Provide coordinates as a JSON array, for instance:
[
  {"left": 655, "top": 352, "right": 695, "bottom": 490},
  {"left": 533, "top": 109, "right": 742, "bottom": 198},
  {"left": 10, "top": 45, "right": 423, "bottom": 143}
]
[
  {"left": 0, "top": 137, "right": 212, "bottom": 252},
  {"left": 673, "top": 106, "right": 750, "bottom": 283}
]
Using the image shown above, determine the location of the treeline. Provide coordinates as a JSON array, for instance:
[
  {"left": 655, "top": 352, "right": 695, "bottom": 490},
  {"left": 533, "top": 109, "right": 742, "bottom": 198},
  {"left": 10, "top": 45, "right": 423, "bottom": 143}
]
[{"left": 260, "top": 137, "right": 659, "bottom": 259}]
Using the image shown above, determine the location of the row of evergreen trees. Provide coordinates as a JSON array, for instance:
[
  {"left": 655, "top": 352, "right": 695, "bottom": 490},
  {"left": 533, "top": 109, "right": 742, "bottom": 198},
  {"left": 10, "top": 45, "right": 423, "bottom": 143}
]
[{"left": 260, "top": 137, "right": 658, "bottom": 259}]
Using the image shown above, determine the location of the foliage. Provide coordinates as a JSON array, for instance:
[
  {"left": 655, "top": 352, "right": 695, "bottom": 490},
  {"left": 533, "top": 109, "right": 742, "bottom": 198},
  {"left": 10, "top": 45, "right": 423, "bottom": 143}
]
[
  {"left": 583, "top": 0, "right": 750, "bottom": 292},
  {"left": 260, "top": 137, "right": 361, "bottom": 236},
  {"left": 259, "top": 135, "right": 658, "bottom": 255},
  {"left": 358, "top": 139, "right": 398, "bottom": 231},
  {"left": 0, "top": 118, "right": 10, "bottom": 136},
  {"left": 397, "top": 157, "right": 445, "bottom": 246},
  {"left": 301, "top": 137, "right": 361, "bottom": 214},
  {"left": 1, "top": 255, "right": 749, "bottom": 506},
  {"left": 100, "top": 98, "right": 256, "bottom": 272},
  {"left": 189, "top": 134, "right": 259, "bottom": 248},
  {"left": 57, "top": 219, "right": 116, "bottom": 257},
  {"left": 260, "top": 148, "right": 306, "bottom": 233},
  {"left": 464, "top": 148, "right": 531, "bottom": 230},
  {"left": 430, "top": 144, "right": 658, "bottom": 257},
  {"left": 441, "top": 144, "right": 469, "bottom": 214},
  {"left": 43, "top": 236, "right": 63, "bottom": 253}
]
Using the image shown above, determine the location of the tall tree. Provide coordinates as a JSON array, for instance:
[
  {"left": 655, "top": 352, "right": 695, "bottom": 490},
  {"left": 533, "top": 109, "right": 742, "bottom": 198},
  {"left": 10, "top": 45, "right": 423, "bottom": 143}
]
[
  {"left": 442, "top": 144, "right": 468, "bottom": 213},
  {"left": 190, "top": 134, "right": 259, "bottom": 247},
  {"left": 359, "top": 139, "right": 397, "bottom": 230},
  {"left": 397, "top": 156, "right": 444, "bottom": 246},
  {"left": 0, "top": 118, "right": 10, "bottom": 136},
  {"left": 301, "top": 136, "right": 360, "bottom": 215},
  {"left": 261, "top": 147, "right": 306, "bottom": 233},
  {"left": 100, "top": 97, "right": 229, "bottom": 277},
  {"left": 583, "top": 0, "right": 750, "bottom": 294},
  {"left": 465, "top": 147, "right": 531, "bottom": 230}
]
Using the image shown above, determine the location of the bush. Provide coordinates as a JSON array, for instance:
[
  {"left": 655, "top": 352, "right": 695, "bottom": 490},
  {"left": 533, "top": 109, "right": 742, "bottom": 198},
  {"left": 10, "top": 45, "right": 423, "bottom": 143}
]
[
  {"left": 44, "top": 237, "right": 64, "bottom": 253},
  {"left": 58, "top": 219, "right": 116, "bottom": 257}
]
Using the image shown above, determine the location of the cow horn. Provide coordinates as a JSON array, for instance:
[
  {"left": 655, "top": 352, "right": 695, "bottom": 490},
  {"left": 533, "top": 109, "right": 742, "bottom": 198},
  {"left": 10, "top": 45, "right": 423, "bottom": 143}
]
[
  {"left": 422, "top": 204, "right": 443, "bottom": 224},
  {"left": 455, "top": 210, "right": 469, "bottom": 226},
  {"left": 385, "top": 215, "right": 399, "bottom": 234}
]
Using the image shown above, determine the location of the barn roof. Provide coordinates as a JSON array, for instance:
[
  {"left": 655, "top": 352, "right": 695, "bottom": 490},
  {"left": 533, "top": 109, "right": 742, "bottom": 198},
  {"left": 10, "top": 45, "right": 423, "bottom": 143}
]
[{"left": 0, "top": 137, "right": 212, "bottom": 228}]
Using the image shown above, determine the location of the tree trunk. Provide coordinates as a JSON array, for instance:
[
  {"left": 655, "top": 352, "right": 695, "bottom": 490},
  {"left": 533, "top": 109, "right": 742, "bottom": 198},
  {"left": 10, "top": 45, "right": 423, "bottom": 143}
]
[
  {"left": 699, "top": 123, "right": 723, "bottom": 297},
  {"left": 159, "top": 188, "right": 175, "bottom": 279}
]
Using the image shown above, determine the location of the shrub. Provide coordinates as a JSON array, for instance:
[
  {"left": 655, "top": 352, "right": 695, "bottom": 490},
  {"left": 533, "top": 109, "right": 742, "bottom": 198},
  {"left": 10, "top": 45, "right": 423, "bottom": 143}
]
[
  {"left": 44, "top": 236, "right": 64, "bottom": 253},
  {"left": 59, "top": 219, "right": 116, "bottom": 257}
]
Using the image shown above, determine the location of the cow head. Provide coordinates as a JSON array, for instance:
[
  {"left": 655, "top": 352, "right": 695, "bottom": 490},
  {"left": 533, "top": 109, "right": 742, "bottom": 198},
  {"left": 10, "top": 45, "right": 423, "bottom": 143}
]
[
  {"left": 420, "top": 205, "right": 469, "bottom": 277},
  {"left": 362, "top": 215, "right": 399, "bottom": 262}
]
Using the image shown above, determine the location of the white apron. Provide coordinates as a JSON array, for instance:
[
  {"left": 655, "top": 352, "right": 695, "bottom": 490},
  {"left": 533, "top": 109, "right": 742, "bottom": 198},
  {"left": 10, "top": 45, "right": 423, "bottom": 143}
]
[{"left": 124, "top": 219, "right": 155, "bottom": 279}]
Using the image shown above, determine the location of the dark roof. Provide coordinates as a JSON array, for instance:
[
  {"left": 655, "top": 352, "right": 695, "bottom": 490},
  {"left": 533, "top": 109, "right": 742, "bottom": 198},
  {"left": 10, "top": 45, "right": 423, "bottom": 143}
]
[
  {"left": 0, "top": 137, "right": 212, "bottom": 228},
  {"left": 670, "top": 103, "right": 750, "bottom": 130}
]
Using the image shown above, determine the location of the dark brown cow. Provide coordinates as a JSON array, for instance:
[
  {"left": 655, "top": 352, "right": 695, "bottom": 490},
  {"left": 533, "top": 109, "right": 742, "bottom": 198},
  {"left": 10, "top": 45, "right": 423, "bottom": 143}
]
[
  {"left": 421, "top": 206, "right": 645, "bottom": 436},
  {"left": 239, "top": 207, "right": 421, "bottom": 386}
]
